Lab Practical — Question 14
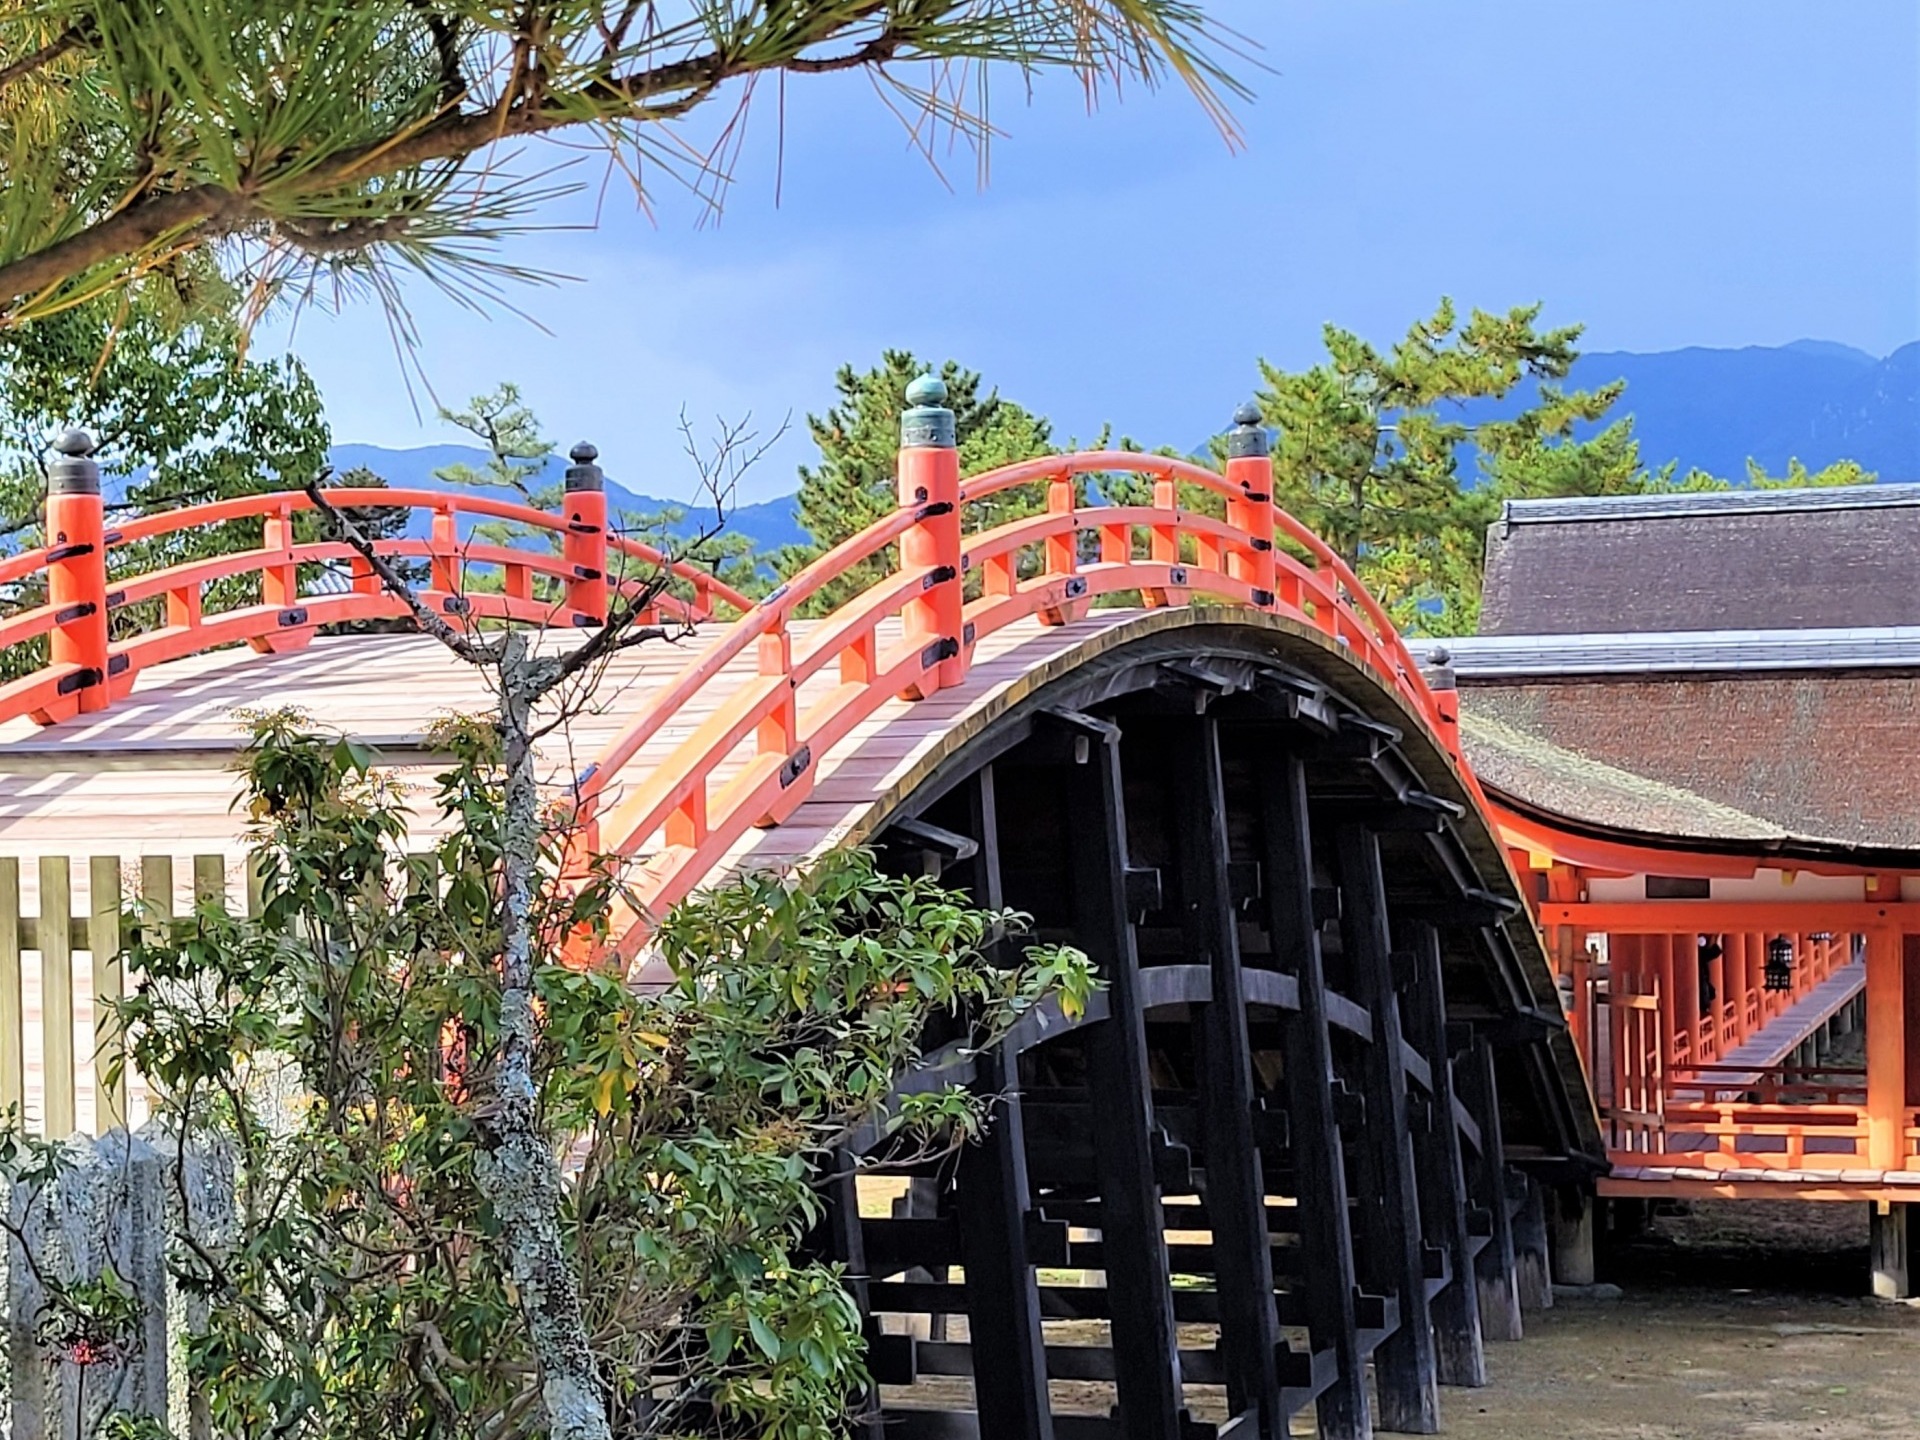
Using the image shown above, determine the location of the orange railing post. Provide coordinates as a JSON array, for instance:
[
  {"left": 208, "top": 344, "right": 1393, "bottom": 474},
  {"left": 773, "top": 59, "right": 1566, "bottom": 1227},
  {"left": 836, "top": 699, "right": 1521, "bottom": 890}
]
[
  {"left": 1224, "top": 402, "right": 1277, "bottom": 610},
  {"left": 563, "top": 442, "right": 609, "bottom": 624},
  {"left": 897, "top": 375, "right": 964, "bottom": 697},
  {"left": 250, "top": 497, "right": 314, "bottom": 655},
  {"left": 40, "top": 429, "right": 110, "bottom": 721}
]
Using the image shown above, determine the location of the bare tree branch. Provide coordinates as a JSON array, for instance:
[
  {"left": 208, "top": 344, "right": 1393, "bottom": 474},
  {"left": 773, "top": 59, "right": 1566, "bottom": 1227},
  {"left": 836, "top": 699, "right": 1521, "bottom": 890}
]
[{"left": 302, "top": 473, "right": 498, "bottom": 668}]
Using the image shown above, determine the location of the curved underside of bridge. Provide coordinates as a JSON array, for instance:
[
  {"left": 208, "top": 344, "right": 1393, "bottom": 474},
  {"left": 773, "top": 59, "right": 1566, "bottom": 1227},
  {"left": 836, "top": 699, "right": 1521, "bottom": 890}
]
[{"left": 0, "top": 604, "right": 1603, "bottom": 1438}]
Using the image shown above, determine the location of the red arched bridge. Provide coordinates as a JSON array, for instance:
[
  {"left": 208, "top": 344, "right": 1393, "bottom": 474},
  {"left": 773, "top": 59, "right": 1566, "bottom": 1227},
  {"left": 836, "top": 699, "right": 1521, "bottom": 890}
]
[{"left": 2, "top": 386, "right": 1612, "bottom": 1439}]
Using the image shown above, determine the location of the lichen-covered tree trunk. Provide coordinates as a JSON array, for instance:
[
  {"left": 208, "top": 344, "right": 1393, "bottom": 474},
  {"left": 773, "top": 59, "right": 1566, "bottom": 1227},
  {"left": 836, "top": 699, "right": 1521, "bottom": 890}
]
[{"left": 476, "top": 638, "right": 611, "bottom": 1440}]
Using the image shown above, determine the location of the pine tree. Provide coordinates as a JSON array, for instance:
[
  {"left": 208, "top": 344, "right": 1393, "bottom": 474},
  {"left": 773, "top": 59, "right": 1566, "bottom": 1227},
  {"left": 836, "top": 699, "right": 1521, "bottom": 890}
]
[
  {"left": 1253, "top": 300, "right": 1635, "bottom": 635},
  {"left": 775, "top": 351, "right": 1054, "bottom": 613},
  {"left": 433, "top": 383, "right": 559, "bottom": 549},
  {"left": 1251, "top": 300, "right": 1880, "bottom": 636}
]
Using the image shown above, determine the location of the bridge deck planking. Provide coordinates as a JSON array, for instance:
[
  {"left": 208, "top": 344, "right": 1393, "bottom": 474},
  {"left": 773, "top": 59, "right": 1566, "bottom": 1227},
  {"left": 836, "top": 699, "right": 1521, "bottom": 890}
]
[{"left": 0, "top": 614, "right": 1137, "bottom": 875}]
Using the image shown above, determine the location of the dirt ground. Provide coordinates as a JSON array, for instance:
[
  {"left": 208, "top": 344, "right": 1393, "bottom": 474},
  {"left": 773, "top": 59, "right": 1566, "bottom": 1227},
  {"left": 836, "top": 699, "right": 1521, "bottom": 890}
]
[
  {"left": 872, "top": 1190, "right": 1920, "bottom": 1436},
  {"left": 1438, "top": 1200, "right": 1920, "bottom": 1440}
]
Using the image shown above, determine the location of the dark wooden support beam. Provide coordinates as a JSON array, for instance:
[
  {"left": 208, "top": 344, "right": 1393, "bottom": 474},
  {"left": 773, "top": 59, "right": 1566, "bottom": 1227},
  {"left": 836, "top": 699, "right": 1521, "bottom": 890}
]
[
  {"left": 817, "top": 1151, "right": 888, "bottom": 1439},
  {"left": 956, "top": 1039, "right": 1056, "bottom": 1440},
  {"left": 1174, "top": 717, "right": 1284, "bottom": 1435},
  {"left": 1512, "top": 1176, "right": 1554, "bottom": 1312},
  {"left": 1255, "top": 749, "right": 1370, "bottom": 1440},
  {"left": 1458, "top": 1040, "right": 1524, "bottom": 1342},
  {"left": 1401, "top": 925, "right": 1486, "bottom": 1388},
  {"left": 1058, "top": 716, "right": 1189, "bottom": 1440},
  {"left": 1336, "top": 824, "right": 1441, "bottom": 1434}
]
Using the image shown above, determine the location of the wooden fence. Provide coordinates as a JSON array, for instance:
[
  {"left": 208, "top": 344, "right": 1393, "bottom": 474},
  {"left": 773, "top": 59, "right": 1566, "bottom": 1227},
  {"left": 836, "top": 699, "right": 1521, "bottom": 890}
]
[{"left": 0, "top": 853, "right": 244, "bottom": 1142}]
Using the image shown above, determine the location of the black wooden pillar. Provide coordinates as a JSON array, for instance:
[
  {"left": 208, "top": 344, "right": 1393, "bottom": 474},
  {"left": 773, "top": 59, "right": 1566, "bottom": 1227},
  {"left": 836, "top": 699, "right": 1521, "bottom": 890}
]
[
  {"left": 1401, "top": 924, "right": 1486, "bottom": 1388},
  {"left": 1512, "top": 1177, "right": 1554, "bottom": 1312},
  {"left": 1256, "top": 750, "right": 1370, "bottom": 1440},
  {"left": 1336, "top": 824, "right": 1440, "bottom": 1433},
  {"left": 817, "top": 1152, "right": 886, "bottom": 1440},
  {"left": 954, "top": 765, "right": 1057, "bottom": 1439},
  {"left": 1061, "top": 715, "right": 1188, "bottom": 1440},
  {"left": 1174, "top": 716, "right": 1284, "bottom": 1435},
  {"left": 956, "top": 1039, "right": 1056, "bottom": 1440},
  {"left": 1458, "top": 1038, "right": 1523, "bottom": 1343}
]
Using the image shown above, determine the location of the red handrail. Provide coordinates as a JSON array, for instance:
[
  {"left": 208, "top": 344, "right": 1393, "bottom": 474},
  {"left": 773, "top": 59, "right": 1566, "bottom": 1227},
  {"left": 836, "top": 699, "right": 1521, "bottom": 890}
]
[
  {"left": 0, "top": 416, "right": 1470, "bottom": 970},
  {"left": 569, "top": 435, "right": 1468, "bottom": 957},
  {"left": 0, "top": 471, "right": 752, "bottom": 726}
]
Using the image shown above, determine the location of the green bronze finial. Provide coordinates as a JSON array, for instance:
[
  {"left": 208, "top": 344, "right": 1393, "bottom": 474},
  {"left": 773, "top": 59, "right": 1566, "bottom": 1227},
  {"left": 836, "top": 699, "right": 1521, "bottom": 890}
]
[
  {"left": 1227, "top": 400, "right": 1269, "bottom": 459},
  {"left": 901, "top": 373, "right": 955, "bottom": 449}
]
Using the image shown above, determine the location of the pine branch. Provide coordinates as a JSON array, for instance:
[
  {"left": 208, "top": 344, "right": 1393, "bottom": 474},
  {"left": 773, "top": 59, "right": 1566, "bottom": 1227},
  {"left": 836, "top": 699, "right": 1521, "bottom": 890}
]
[{"left": 0, "top": 25, "right": 82, "bottom": 92}]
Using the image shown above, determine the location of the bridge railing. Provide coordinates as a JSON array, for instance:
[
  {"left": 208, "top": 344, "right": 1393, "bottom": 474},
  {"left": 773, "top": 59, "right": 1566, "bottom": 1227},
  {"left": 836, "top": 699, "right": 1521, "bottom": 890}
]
[
  {"left": 570, "top": 383, "right": 1468, "bottom": 949},
  {"left": 0, "top": 433, "right": 751, "bottom": 726},
  {"left": 0, "top": 395, "right": 1465, "bottom": 959}
]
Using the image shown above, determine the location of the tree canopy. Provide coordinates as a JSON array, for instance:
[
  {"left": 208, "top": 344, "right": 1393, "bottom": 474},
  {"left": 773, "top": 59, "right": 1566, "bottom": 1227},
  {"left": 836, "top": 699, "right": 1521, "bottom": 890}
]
[
  {"left": 0, "top": 272, "right": 327, "bottom": 546},
  {"left": 0, "top": 1, "right": 1239, "bottom": 330},
  {"left": 1249, "top": 300, "right": 1875, "bottom": 635}
]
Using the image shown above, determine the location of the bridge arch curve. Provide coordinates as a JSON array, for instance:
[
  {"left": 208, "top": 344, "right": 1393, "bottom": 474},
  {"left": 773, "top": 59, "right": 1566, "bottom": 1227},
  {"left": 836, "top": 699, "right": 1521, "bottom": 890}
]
[
  {"left": 751, "top": 610, "right": 1603, "bottom": 1440},
  {"left": 0, "top": 423, "right": 1604, "bottom": 1437}
]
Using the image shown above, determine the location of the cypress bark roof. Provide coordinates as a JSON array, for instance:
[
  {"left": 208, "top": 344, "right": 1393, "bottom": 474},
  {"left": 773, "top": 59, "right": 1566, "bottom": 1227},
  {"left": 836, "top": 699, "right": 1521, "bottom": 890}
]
[
  {"left": 1479, "top": 483, "right": 1920, "bottom": 636},
  {"left": 1456, "top": 672, "right": 1920, "bottom": 856}
]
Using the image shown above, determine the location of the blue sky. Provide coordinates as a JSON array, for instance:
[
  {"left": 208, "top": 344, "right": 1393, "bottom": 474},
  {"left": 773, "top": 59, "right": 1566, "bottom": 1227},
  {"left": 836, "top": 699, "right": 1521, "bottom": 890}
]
[{"left": 264, "top": 0, "right": 1920, "bottom": 502}]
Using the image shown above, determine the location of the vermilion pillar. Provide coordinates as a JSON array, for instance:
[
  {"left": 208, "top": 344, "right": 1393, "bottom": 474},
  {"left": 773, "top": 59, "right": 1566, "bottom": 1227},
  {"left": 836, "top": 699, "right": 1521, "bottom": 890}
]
[
  {"left": 41, "top": 429, "right": 110, "bottom": 721},
  {"left": 1223, "top": 402, "right": 1277, "bottom": 609},
  {"left": 1673, "top": 933, "right": 1700, "bottom": 1064},
  {"left": 1867, "top": 928, "right": 1907, "bottom": 1169},
  {"left": 563, "top": 441, "right": 609, "bottom": 623},
  {"left": 1653, "top": 934, "right": 1679, "bottom": 1069}
]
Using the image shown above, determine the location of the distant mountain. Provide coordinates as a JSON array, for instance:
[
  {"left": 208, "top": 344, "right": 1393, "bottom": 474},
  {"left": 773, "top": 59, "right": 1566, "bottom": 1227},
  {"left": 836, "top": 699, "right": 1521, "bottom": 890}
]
[
  {"left": 327, "top": 443, "right": 805, "bottom": 554},
  {"left": 329, "top": 340, "right": 1919, "bottom": 560},
  {"left": 1546, "top": 340, "right": 1919, "bottom": 481}
]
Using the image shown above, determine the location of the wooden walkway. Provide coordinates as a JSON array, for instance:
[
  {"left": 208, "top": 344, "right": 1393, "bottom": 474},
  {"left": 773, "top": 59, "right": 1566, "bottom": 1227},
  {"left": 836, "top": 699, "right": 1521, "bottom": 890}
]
[{"left": 1675, "top": 958, "right": 1865, "bottom": 1090}]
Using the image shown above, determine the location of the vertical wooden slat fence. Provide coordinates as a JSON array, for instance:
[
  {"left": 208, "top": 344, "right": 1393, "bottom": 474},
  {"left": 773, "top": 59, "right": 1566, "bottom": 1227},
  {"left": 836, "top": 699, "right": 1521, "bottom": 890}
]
[{"left": 0, "top": 852, "right": 240, "bottom": 1141}]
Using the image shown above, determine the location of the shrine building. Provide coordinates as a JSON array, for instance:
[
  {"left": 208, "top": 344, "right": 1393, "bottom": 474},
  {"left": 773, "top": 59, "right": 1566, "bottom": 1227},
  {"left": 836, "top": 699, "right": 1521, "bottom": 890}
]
[{"left": 1436, "top": 481, "right": 1920, "bottom": 1296}]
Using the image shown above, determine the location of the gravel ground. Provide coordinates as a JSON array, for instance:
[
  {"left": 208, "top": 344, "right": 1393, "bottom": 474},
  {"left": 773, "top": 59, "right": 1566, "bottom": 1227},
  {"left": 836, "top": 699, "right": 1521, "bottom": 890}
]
[{"left": 1437, "top": 1200, "right": 1920, "bottom": 1440}]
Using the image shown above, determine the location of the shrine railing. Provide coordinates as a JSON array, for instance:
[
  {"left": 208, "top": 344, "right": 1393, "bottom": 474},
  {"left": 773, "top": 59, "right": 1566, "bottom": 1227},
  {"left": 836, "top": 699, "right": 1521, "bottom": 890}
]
[
  {"left": 565, "top": 386, "right": 1469, "bottom": 951},
  {"left": 0, "top": 434, "right": 751, "bottom": 726}
]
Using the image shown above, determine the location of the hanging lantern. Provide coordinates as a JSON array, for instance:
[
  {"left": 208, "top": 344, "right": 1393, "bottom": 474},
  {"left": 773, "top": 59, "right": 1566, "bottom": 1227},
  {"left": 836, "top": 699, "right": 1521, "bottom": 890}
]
[{"left": 1764, "top": 936, "right": 1794, "bottom": 992}]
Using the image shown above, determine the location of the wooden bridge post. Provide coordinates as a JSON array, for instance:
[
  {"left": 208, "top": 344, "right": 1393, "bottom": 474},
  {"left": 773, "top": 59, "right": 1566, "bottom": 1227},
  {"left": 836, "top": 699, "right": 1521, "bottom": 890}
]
[
  {"left": 1256, "top": 751, "right": 1371, "bottom": 1439},
  {"left": 898, "top": 376, "right": 965, "bottom": 696},
  {"left": 40, "top": 429, "right": 111, "bottom": 721},
  {"left": 1337, "top": 824, "right": 1440, "bottom": 1434},
  {"left": 1459, "top": 1038, "right": 1524, "bottom": 1343},
  {"left": 955, "top": 1039, "right": 1056, "bottom": 1440},
  {"left": 562, "top": 442, "right": 609, "bottom": 623},
  {"left": 1403, "top": 923, "right": 1487, "bottom": 1388},
  {"left": 1224, "top": 404, "right": 1277, "bottom": 609},
  {"left": 1055, "top": 712, "right": 1188, "bottom": 1440},
  {"left": 1174, "top": 714, "right": 1284, "bottom": 1434}
]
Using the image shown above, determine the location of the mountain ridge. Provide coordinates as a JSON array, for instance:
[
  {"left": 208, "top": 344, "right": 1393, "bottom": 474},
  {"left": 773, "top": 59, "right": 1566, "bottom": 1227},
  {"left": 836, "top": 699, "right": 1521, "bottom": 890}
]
[{"left": 330, "top": 340, "right": 1920, "bottom": 546}]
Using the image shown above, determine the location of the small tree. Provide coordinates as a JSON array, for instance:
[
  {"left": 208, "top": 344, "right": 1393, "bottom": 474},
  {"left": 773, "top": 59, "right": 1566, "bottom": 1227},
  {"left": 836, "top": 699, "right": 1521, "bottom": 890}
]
[
  {"left": 30, "top": 713, "right": 1084, "bottom": 1440},
  {"left": 433, "top": 383, "right": 561, "bottom": 550}
]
